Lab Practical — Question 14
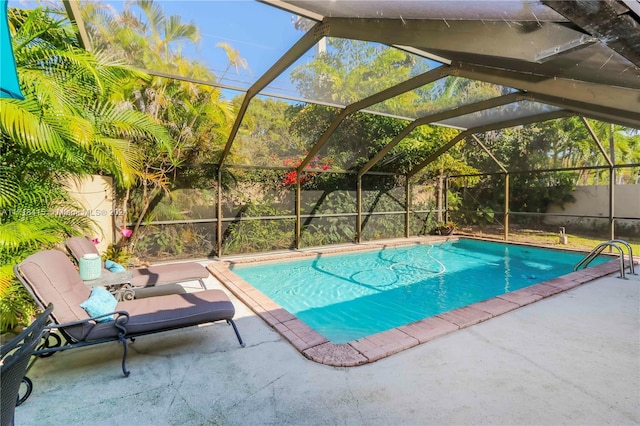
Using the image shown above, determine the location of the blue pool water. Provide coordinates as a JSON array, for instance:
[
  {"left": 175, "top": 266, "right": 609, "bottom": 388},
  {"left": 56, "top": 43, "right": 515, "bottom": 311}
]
[{"left": 232, "top": 239, "right": 608, "bottom": 343}]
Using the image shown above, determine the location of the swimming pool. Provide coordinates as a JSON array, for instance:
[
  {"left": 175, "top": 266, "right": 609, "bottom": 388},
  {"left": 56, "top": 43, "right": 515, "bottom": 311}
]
[{"left": 231, "top": 239, "right": 609, "bottom": 344}]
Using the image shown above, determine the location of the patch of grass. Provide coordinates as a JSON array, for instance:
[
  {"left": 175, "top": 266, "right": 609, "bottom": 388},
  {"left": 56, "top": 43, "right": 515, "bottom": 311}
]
[{"left": 459, "top": 226, "right": 639, "bottom": 255}]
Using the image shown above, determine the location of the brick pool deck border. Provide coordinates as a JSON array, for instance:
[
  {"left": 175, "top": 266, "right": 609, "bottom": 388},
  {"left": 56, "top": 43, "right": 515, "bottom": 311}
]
[{"left": 207, "top": 237, "right": 629, "bottom": 367}]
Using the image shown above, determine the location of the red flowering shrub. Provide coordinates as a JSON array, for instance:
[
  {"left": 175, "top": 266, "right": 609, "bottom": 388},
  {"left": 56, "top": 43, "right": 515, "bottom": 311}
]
[
  {"left": 282, "top": 170, "right": 300, "bottom": 185},
  {"left": 281, "top": 155, "right": 332, "bottom": 186}
]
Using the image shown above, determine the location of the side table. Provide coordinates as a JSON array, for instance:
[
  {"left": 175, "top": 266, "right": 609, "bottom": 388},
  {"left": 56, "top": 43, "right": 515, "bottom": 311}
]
[{"left": 83, "top": 270, "right": 135, "bottom": 301}]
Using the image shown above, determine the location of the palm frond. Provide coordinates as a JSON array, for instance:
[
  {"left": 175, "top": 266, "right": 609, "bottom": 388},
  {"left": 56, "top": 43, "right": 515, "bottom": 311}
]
[
  {"left": 165, "top": 15, "right": 200, "bottom": 44},
  {"left": 0, "top": 278, "right": 36, "bottom": 331},
  {"left": 94, "top": 101, "right": 173, "bottom": 153},
  {"left": 0, "top": 220, "right": 63, "bottom": 250},
  {"left": 0, "top": 173, "right": 20, "bottom": 209},
  {"left": 17, "top": 67, "right": 73, "bottom": 112},
  {"left": 0, "top": 99, "right": 67, "bottom": 155},
  {"left": 93, "top": 50, "right": 151, "bottom": 85},
  {"left": 91, "top": 137, "right": 140, "bottom": 186}
]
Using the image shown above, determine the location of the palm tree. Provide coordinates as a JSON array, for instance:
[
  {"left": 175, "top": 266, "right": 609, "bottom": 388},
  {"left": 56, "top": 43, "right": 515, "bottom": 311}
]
[
  {"left": 585, "top": 120, "right": 640, "bottom": 184},
  {"left": 0, "top": 6, "right": 172, "bottom": 331},
  {"left": 79, "top": 0, "right": 242, "bottom": 247}
]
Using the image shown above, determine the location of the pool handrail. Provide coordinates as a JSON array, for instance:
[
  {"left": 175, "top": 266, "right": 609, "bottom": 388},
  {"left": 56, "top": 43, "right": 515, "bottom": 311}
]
[
  {"left": 610, "top": 239, "right": 636, "bottom": 275},
  {"left": 574, "top": 239, "right": 635, "bottom": 279}
]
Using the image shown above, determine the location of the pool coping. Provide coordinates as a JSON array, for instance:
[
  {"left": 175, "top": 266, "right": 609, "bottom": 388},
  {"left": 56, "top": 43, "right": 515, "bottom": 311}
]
[{"left": 207, "top": 237, "right": 629, "bottom": 367}]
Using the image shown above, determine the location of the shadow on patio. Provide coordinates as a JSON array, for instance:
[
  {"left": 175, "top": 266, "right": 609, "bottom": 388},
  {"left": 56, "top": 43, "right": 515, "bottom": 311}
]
[{"left": 11, "top": 271, "right": 640, "bottom": 426}]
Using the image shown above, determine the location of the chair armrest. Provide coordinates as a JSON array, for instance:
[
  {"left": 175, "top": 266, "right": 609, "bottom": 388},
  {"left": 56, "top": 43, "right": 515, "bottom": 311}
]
[
  {"left": 33, "top": 311, "right": 131, "bottom": 359},
  {"left": 46, "top": 311, "right": 130, "bottom": 330}
]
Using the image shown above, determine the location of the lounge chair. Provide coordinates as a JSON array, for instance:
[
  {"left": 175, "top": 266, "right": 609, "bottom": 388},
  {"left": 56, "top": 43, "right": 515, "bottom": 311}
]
[
  {"left": 1, "top": 303, "right": 53, "bottom": 425},
  {"left": 14, "top": 250, "right": 245, "bottom": 378},
  {"left": 65, "top": 237, "right": 209, "bottom": 298}
]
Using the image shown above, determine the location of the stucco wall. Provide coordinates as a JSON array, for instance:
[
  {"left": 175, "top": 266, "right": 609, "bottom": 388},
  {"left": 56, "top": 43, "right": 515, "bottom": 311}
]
[
  {"left": 66, "top": 175, "right": 115, "bottom": 253},
  {"left": 546, "top": 184, "right": 640, "bottom": 225}
]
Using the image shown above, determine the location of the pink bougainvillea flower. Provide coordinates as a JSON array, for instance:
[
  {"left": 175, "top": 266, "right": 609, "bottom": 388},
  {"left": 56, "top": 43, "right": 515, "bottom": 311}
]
[
  {"left": 91, "top": 238, "right": 100, "bottom": 245},
  {"left": 120, "top": 228, "right": 133, "bottom": 238}
]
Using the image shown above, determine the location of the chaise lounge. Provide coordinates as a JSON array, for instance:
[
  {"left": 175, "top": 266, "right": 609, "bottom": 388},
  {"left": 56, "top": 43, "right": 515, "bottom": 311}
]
[
  {"left": 66, "top": 237, "right": 210, "bottom": 298},
  {"left": 14, "top": 250, "right": 245, "bottom": 379}
]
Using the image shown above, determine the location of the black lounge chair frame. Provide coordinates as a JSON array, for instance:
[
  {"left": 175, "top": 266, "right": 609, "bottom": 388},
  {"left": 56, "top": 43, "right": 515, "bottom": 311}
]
[
  {"left": 1, "top": 303, "right": 53, "bottom": 425},
  {"left": 14, "top": 250, "right": 245, "bottom": 380}
]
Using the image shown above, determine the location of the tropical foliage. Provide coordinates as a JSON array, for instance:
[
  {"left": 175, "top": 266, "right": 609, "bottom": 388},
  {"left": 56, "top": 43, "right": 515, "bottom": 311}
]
[
  {"left": 79, "top": 0, "right": 242, "bottom": 249},
  {"left": 2, "top": 1, "right": 638, "bottom": 330},
  {"left": 0, "top": 6, "right": 171, "bottom": 331},
  {"left": 455, "top": 117, "right": 640, "bottom": 227}
]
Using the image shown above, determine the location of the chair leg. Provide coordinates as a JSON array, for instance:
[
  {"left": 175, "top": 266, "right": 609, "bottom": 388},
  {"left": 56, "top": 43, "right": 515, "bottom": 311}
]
[
  {"left": 36, "top": 332, "right": 62, "bottom": 358},
  {"left": 117, "top": 336, "right": 130, "bottom": 377},
  {"left": 16, "top": 377, "right": 32, "bottom": 406},
  {"left": 227, "top": 319, "right": 245, "bottom": 347}
]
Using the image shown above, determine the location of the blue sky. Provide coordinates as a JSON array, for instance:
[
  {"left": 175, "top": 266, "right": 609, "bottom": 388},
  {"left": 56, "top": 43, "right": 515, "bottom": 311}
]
[
  {"left": 8, "top": 0, "right": 438, "bottom": 106},
  {"left": 9, "top": 0, "right": 313, "bottom": 95},
  {"left": 158, "top": 1, "right": 308, "bottom": 92}
]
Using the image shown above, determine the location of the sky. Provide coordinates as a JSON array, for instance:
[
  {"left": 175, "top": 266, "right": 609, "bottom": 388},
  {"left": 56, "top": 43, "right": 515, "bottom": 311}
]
[
  {"left": 7, "top": 0, "right": 439, "bottom": 108},
  {"left": 9, "top": 0, "right": 314, "bottom": 97},
  {"left": 156, "top": 1, "right": 310, "bottom": 94}
]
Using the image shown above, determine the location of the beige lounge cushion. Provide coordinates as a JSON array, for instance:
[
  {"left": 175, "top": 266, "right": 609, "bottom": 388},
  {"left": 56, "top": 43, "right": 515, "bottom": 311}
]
[
  {"left": 18, "top": 250, "right": 91, "bottom": 320},
  {"left": 66, "top": 236, "right": 209, "bottom": 288},
  {"left": 18, "top": 250, "right": 236, "bottom": 343},
  {"left": 85, "top": 290, "right": 235, "bottom": 341},
  {"left": 133, "top": 284, "right": 186, "bottom": 298},
  {"left": 18, "top": 250, "right": 93, "bottom": 340},
  {"left": 66, "top": 236, "right": 102, "bottom": 266},
  {"left": 130, "top": 262, "right": 209, "bottom": 287}
]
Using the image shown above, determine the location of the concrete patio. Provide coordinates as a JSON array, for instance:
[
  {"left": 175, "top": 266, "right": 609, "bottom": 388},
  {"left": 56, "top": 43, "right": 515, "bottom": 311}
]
[{"left": 12, "top": 268, "right": 640, "bottom": 425}]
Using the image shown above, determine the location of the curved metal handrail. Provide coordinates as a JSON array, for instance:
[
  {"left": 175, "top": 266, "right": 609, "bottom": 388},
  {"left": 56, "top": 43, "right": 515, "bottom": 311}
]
[
  {"left": 574, "top": 241, "right": 626, "bottom": 279},
  {"left": 610, "top": 239, "right": 636, "bottom": 275}
]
